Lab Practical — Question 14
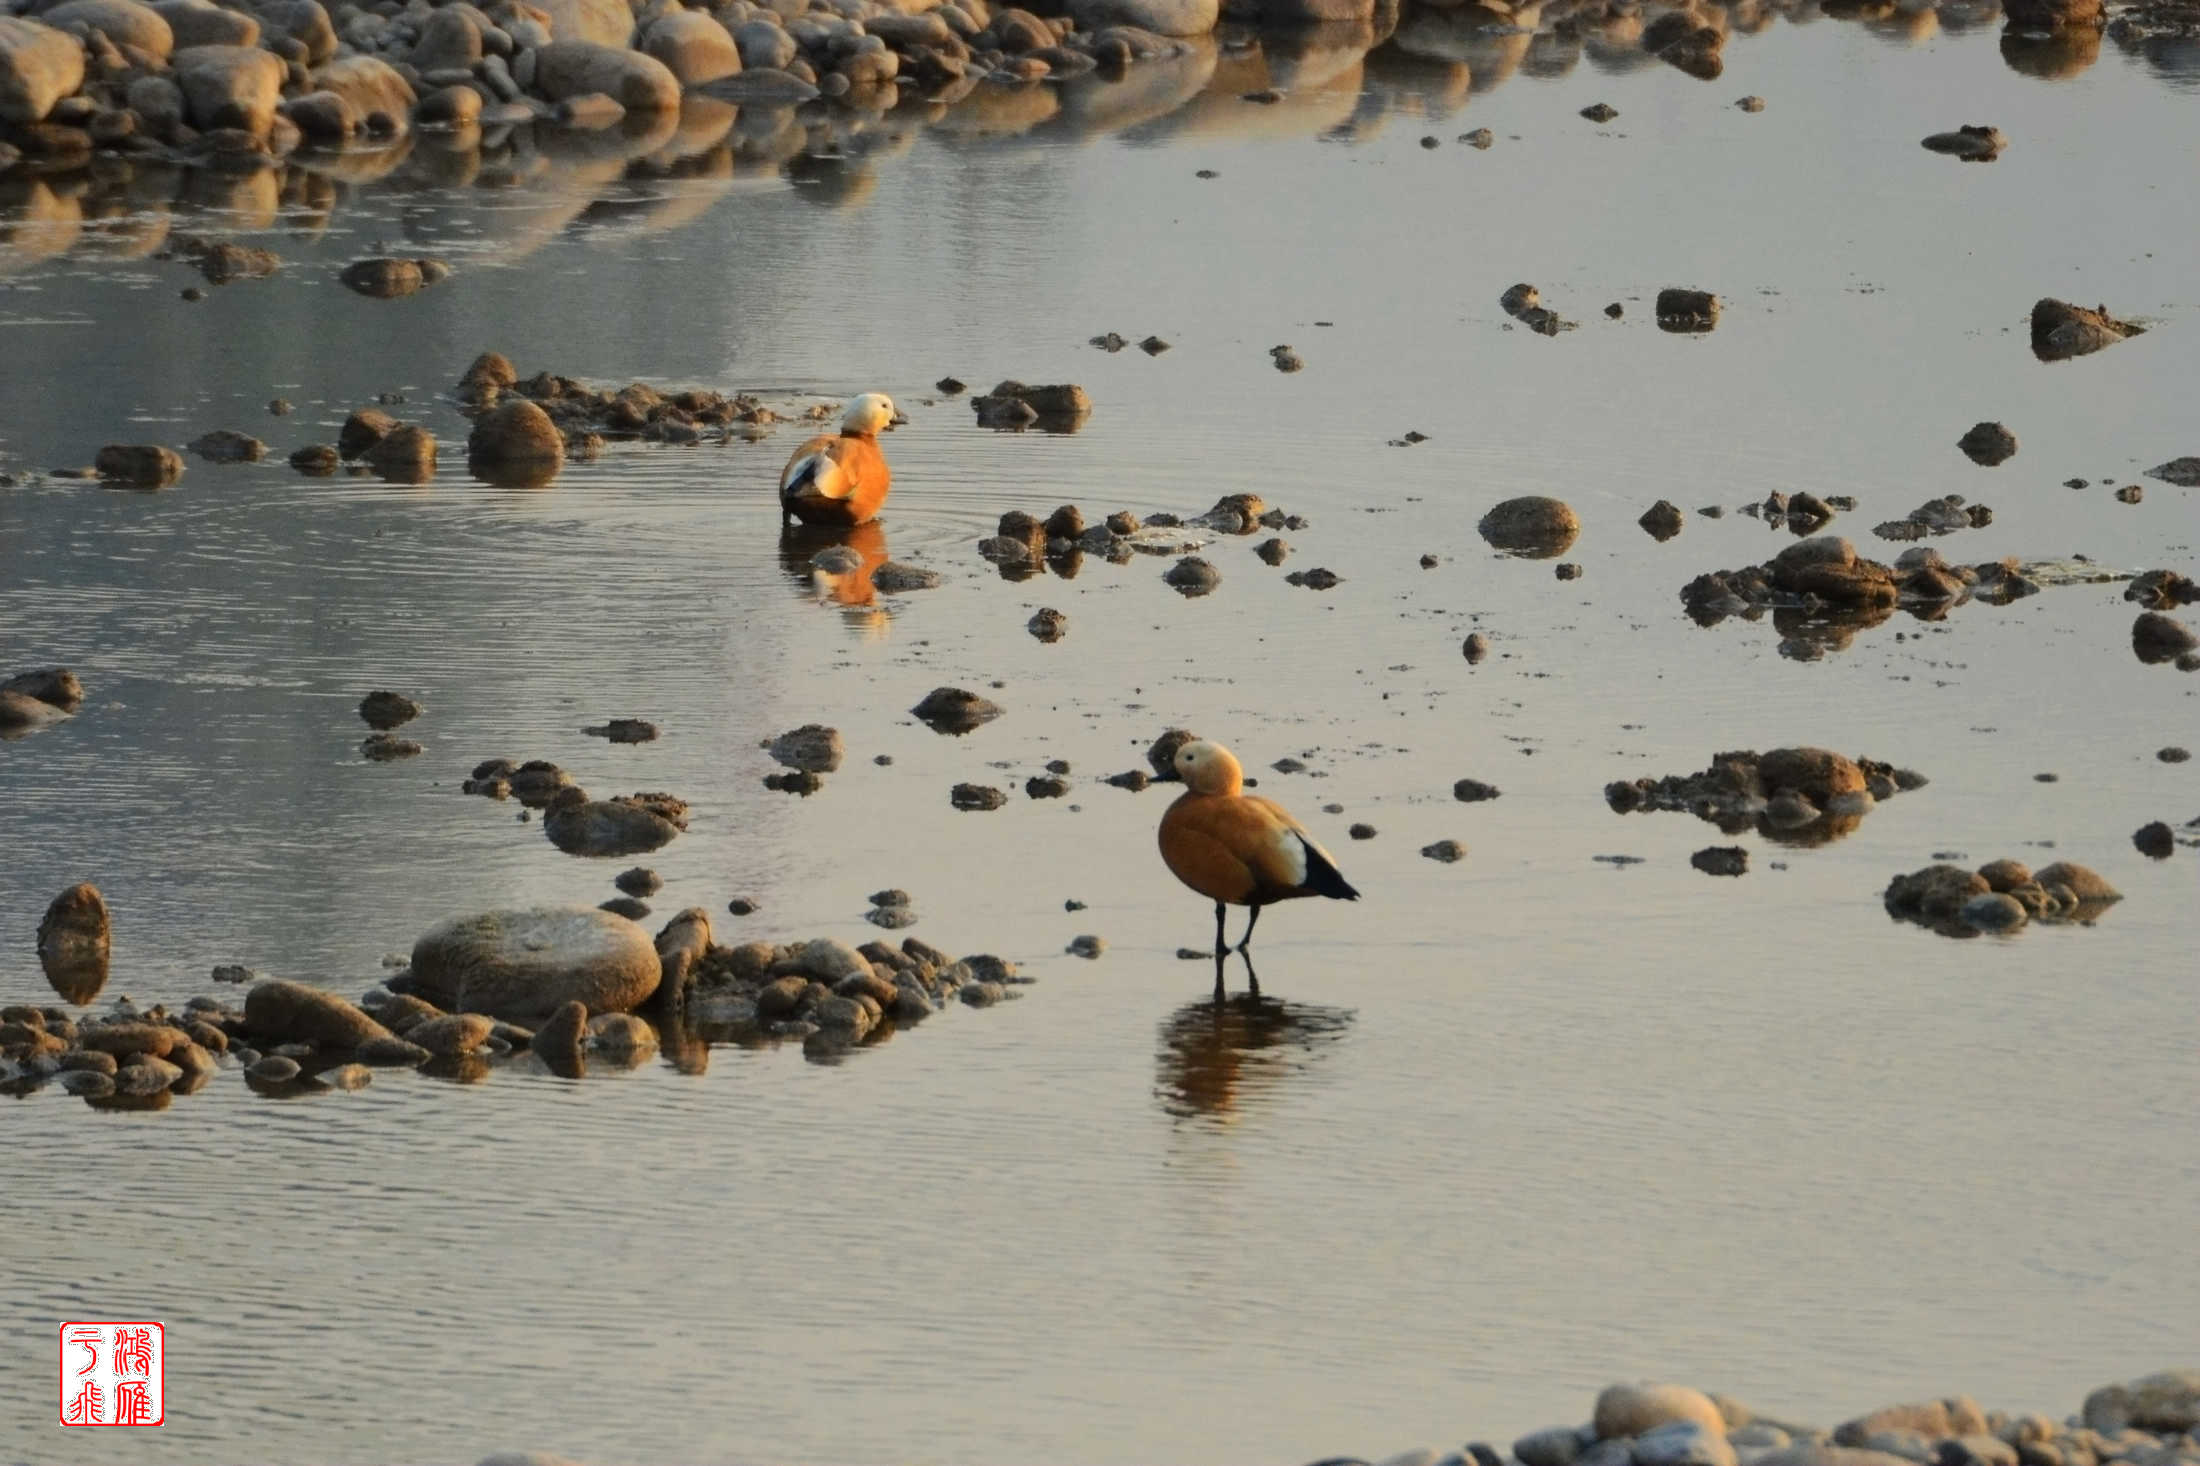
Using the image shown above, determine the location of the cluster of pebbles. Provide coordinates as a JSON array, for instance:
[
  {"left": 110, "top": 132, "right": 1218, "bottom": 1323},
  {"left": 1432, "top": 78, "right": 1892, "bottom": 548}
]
[
  {"left": 1606, "top": 746, "right": 1926, "bottom": 849},
  {"left": 1883, "top": 856, "right": 2123, "bottom": 937},
  {"left": 1299, "top": 1373, "right": 2200, "bottom": 1466},
  {"left": 2, "top": 888, "right": 1033, "bottom": 1099}
]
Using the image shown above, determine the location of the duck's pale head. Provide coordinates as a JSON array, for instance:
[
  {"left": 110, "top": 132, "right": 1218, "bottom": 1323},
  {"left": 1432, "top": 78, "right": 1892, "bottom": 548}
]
[
  {"left": 1174, "top": 739, "right": 1244, "bottom": 796},
  {"left": 842, "top": 392, "right": 896, "bottom": 436}
]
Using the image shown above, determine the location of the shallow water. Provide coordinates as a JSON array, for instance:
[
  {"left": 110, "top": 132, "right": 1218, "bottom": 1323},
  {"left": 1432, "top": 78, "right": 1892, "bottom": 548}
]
[{"left": 4, "top": 10, "right": 2199, "bottom": 1464}]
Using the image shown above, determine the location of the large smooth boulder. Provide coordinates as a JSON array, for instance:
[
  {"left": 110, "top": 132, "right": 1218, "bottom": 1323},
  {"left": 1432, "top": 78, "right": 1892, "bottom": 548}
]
[
  {"left": 534, "top": 39, "right": 681, "bottom": 110},
  {"left": 639, "top": 8, "right": 739, "bottom": 84},
  {"left": 149, "top": 0, "right": 258, "bottom": 48},
  {"left": 0, "top": 17, "right": 86, "bottom": 126},
  {"left": 536, "top": 0, "right": 633, "bottom": 46},
  {"left": 244, "top": 978, "right": 396, "bottom": 1048},
  {"left": 172, "top": 43, "right": 285, "bottom": 137},
  {"left": 42, "top": 0, "right": 172, "bottom": 62},
  {"left": 731, "top": 16, "right": 793, "bottom": 68},
  {"left": 311, "top": 55, "right": 416, "bottom": 132},
  {"left": 409, "top": 908, "right": 663, "bottom": 1023},
  {"left": 1067, "top": 0, "right": 1217, "bottom": 35},
  {"left": 1595, "top": 1384, "right": 1729, "bottom": 1441}
]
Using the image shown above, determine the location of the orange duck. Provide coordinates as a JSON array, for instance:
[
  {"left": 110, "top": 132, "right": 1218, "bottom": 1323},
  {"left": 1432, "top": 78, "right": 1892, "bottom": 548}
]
[
  {"left": 779, "top": 393, "right": 896, "bottom": 527},
  {"left": 1158, "top": 739, "right": 1360, "bottom": 995}
]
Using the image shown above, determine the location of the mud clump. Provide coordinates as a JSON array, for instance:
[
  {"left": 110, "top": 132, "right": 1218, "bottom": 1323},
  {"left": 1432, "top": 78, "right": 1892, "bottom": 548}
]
[
  {"left": 1165, "top": 556, "right": 1221, "bottom": 596},
  {"left": 1692, "top": 846, "right": 1749, "bottom": 877},
  {"left": 585, "top": 718, "right": 659, "bottom": 744},
  {"left": 1501, "top": 282, "right": 1574, "bottom": 336},
  {"left": 1028, "top": 608, "right": 1068, "bottom": 643},
  {"left": 2132, "top": 611, "right": 2198, "bottom": 665},
  {"left": 1147, "top": 728, "right": 1200, "bottom": 779},
  {"left": 2032, "top": 298, "right": 2143, "bottom": 361},
  {"left": 95, "top": 444, "right": 184, "bottom": 486},
  {"left": 1656, "top": 289, "right": 1721, "bottom": 332},
  {"left": 912, "top": 688, "right": 1003, "bottom": 734},
  {"left": 1285, "top": 568, "right": 1341, "bottom": 590},
  {"left": 950, "top": 783, "right": 1007, "bottom": 811},
  {"left": 1923, "top": 124, "right": 2007, "bottom": 160},
  {"left": 1420, "top": 840, "right": 1467, "bottom": 863},
  {"left": 1874, "top": 495, "right": 1993, "bottom": 541},
  {"left": 1958, "top": 421, "right": 2018, "bottom": 464},
  {"left": 359, "top": 690, "right": 422, "bottom": 729},
  {"left": 1479, "top": 496, "right": 1580, "bottom": 558},
  {"left": 972, "top": 381, "right": 1090, "bottom": 431},
  {"left": 1454, "top": 779, "right": 1501, "bottom": 802},
  {"left": 1639, "top": 501, "right": 1686, "bottom": 541},
  {"left": 767, "top": 724, "right": 843, "bottom": 773}
]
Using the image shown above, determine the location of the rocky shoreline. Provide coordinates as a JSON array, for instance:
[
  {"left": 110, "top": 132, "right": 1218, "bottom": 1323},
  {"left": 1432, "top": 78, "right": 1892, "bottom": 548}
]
[
  {"left": 456, "top": 1373, "right": 2200, "bottom": 1466},
  {"left": 1287, "top": 1375, "right": 2200, "bottom": 1466}
]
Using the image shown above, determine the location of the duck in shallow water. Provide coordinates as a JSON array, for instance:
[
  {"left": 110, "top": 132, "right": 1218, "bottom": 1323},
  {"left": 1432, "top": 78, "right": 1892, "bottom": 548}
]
[
  {"left": 1157, "top": 738, "right": 1360, "bottom": 998},
  {"left": 779, "top": 393, "right": 896, "bottom": 527}
]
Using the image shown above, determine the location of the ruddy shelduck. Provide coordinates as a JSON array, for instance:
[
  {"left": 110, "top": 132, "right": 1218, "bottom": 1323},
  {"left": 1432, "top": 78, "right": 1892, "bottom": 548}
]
[
  {"left": 1158, "top": 739, "right": 1360, "bottom": 995},
  {"left": 779, "top": 393, "right": 896, "bottom": 527}
]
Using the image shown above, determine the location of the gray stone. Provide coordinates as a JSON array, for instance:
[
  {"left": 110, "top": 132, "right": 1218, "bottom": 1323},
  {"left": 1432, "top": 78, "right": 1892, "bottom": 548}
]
[
  {"left": 1636, "top": 1425, "right": 1738, "bottom": 1466},
  {"left": 1519, "top": 1428, "right": 1591, "bottom": 1466}
]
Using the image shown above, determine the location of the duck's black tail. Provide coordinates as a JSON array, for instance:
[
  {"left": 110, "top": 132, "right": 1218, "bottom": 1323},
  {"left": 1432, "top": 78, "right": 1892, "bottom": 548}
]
[{"left": 1301, "top": 839, "right": 1361, "bottom": 901}]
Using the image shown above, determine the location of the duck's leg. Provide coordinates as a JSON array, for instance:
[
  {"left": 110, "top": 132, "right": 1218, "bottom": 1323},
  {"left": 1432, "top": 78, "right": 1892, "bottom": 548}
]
[
  {"left": 1212, "top": 901, "right": 1229, "bottom": 962},
  {"left": 1241, "top": 947, "right": 1260, "bottom": 1000},
  {"left": 1233, "top": 903, "right": 1262, "bottom": 955},
  {"left": 1211, "top": 949, "right": 1227, "bottom": 1004}
]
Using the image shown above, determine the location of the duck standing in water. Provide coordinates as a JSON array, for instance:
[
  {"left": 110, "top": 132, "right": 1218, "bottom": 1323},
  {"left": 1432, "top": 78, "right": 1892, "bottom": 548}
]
[
  {"left": 779, "top": 393, "right": 896, "bottom": 527},
  {"left": 1157, "top": 739, "right": 1360, "bottom": 998}
]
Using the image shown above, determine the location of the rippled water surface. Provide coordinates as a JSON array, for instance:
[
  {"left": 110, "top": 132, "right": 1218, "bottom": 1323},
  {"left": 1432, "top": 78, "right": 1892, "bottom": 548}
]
[{"left": 4, "top": 11, "right": 2199, "bottom": 1464}]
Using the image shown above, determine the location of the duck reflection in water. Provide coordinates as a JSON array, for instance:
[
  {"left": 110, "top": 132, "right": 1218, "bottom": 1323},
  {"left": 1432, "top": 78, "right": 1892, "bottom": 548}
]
[
  {"left": 779, "top": 519, "right": 891, "bottom": 636},
  {"left": 1154, "top": 989, "right": 1355, "bottom": 1123}
]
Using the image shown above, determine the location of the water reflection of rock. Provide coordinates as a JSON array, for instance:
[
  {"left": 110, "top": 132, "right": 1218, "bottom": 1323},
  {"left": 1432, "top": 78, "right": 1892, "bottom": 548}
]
[
  {"left": 0, "top": 0, "right": 2146, "bottom": 266},
  {"left": 1155, "top": 993, "right": 1355, "bottom": 1123}
]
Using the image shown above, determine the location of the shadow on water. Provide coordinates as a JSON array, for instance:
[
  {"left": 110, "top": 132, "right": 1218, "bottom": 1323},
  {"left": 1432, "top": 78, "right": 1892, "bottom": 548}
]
[{"left": 1154, "top": 991, "right": 1356, "bottom": 1124}]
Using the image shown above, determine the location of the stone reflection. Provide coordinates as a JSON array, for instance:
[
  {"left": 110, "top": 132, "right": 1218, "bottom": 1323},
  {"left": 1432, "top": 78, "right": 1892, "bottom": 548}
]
[
  {"left": 1155, "top": 992, "right": 1355, "bottom": 1123},
  {"left": 780, "top": 520, "right": 893, "bottom": 636},
  {"left": 0, "top": 0, "right": 2174, "bottom": 269}
]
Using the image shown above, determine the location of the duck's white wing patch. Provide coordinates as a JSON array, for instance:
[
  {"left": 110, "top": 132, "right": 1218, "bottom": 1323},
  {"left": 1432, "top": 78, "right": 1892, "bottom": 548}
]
[
  {"left": 783, "top": 446, "right": 853, "bottom": 500},
  {"left": 1279, "top": 830, "right": 1312, "bottom": 886}
]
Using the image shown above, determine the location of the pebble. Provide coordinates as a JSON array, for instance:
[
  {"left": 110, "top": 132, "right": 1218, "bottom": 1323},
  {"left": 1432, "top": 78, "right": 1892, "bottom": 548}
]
[
  {"left": 1581, "top": 102, "right": 1619, "bottom": 121},
  {"left": 1349, "top": 823, "right": 1377, "bottom": 840},
  {"left": 1067, "top": 934, "right": 1106, "bottom": 958},
  {"left": 1453, "top": 779, "right": 1501, "bottom": 802},
  {"left": 1463, "top": 633, "right": 1491, "bottom": 664},
  {"left": 1420, "top": 840, "right": 1466, "bottom": 862}
]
